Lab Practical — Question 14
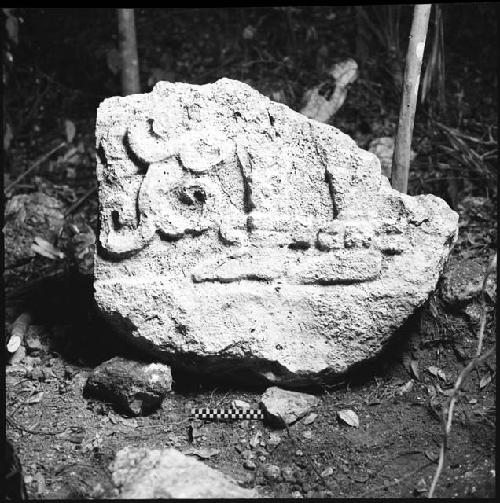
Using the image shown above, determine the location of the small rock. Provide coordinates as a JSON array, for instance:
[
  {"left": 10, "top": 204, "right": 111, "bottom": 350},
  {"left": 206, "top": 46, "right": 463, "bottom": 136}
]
[
  {"left": 295, "top": 449, "right": 303, "bottom": 457},
  {"left": 291, "top": 490, "right": 303, "bottom": 498},
  {"left": 354, "top": 472, "right": 369, "bottom": 483},
  {"left": 441, "top": 257, "right": 496, "bottom": 306},
  {"left": 263, "top": 464, "right": 281, "bottom": 480},
  {"left": 84, "top": 357, "right": 172, "bottom": 416},
  {"left": 267, "top": 433, "right": 282, "bottom": 448},
  {"left": 231, "top": 399, "right": 250, "bottom": 409},
  {"left": 249, "top": 430, "right": 262, "bottom": 449},
  {"left": 241, "top": 449, "right": 254, "bottom": 461},
  {"left": 337, "top": 409, "right": 359, "bottom": 428},
  {"left": 260, "top": 387, "right": 320, "bottom": 428},
  {"left": 321, "top": 467, "right": 334, "bottom": 478},
  {"left": 243, "top": 460, "right": 257, "bottom": 471},
  {"left": 302, "top": 413, "right": 318, "bottom": 425},
  {"left": 302, "top": 430, "right": 312, "bottom": 440},
  {"left": 464, "top": 302, "right": 483, "bottom": 323}
]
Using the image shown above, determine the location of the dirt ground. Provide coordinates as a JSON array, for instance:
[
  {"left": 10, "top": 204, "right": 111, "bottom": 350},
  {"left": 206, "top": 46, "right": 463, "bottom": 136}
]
[
  {"left": 4, "top": 6, "right": 497, "bottom": 499},
  {"left": 5, "top": 245, "right": 497, "bottom": 499}
]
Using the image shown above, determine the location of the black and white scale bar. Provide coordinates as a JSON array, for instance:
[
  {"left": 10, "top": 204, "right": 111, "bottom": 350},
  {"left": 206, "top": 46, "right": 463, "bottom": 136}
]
[{"left": 190, "top": 408, "right": 264, "bottom": 420}]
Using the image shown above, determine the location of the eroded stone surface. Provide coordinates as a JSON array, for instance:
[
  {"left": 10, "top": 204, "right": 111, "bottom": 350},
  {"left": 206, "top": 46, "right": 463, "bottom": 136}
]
[
  {"left": 94, "top": 78, "right": 458, "bottom": 385},
  {"left": 110, "top": 446, "right": 258, "bottom": 498}
]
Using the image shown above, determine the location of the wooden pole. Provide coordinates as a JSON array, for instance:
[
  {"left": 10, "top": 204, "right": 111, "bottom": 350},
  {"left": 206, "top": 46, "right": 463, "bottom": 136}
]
[
  {"left": 117, "top": 8, "right": 141, "bottom": 95},
  {"left": 391, "top": 4, "right": 432, "bottom": 194}
]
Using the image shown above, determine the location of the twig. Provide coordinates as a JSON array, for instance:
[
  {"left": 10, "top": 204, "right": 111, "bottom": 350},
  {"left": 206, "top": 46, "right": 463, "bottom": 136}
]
[
  {"left": 427, "top": 344, "right": 496, "bottom": 498},
  {"left": 64, "top": 185, "right": 97, "bottom": 217},
  {"left": 5, "top": 142, "right": 66, "bottom": 194},
  {"left": 428, "top": 253, "right": 497, "bottom": 498},
  {"left": 476, "top": 254, "right": 497, "bottom": 356}
]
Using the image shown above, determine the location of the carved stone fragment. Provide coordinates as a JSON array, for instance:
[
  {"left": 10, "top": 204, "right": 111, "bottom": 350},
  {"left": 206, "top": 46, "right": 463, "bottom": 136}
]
[{"left": 94, "top": 78, "right": 458, "bottom": 385}]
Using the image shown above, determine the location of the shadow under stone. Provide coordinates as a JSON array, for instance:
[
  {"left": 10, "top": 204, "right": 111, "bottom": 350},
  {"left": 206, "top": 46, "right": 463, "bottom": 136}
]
[{"left": 14, "top": 269, "right": 425, "bottom": 394}]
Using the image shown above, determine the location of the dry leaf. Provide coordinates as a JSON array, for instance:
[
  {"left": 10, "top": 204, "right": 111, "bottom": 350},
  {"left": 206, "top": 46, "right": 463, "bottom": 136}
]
[
  {"left": 337, "top": 409, "right": 359, "bottom": 428},
  {"left": 321, "top": 467, "right": 334, "bottom": 477},
  {"left": 427, "top": 365, "right": 446, "bottom": 381},
  {"left": 120, "top": 417, "right": 138, "bottom": 428},
  {"left": 31, "top": 236, "right": 65, "bottom": 260},
  {"left": 479, "top": 375, "right": 492, "bottom": 389},
  {"left": 354, "top": 472, "right": 369, "bottom": 483},
  {"left": 231, "top": 399, "right": 250, "bottom": 409}
]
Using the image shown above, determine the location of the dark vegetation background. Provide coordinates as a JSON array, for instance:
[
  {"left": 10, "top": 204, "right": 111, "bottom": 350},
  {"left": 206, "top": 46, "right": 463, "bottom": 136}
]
[
  {"left": 3, "top": 5, "right": 497, "bottom": 500},
  {"left": 4, "top": 6, "right": 498, "bottom": 206}
]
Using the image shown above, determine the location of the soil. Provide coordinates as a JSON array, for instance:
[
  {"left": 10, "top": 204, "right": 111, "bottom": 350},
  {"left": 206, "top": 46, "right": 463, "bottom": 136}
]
[{"left": 4, "top": 6, "right": 497, "bottom": 500}]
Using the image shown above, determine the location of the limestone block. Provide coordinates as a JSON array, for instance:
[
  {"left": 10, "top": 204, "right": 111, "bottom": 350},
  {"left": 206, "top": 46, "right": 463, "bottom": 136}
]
[
  {"left": 94, "top": 78, "right": 458, "bottom": 386},
  {"left": 111, "top": 446, "right": 258, "bottom": 498}
]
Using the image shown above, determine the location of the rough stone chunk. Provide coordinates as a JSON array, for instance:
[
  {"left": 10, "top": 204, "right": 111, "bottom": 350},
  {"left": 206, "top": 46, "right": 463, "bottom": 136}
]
[
  {"left": 84, "top": 357, "right": 172, "bottom": 416},
  {"left": 110, "top": 446, "right": 259, "bottom": 498},
  {"left": 441, "top": 257, "right": 496, "bottom": 306},
  {"left": 94, "top": 78, "right": 459, "bottom": 386},
  {"left": 4, "top": 193, "right": 66, "bottom": 290},
  {"left": 260, "top": 386, "right": 320, "bottom": 428}
]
